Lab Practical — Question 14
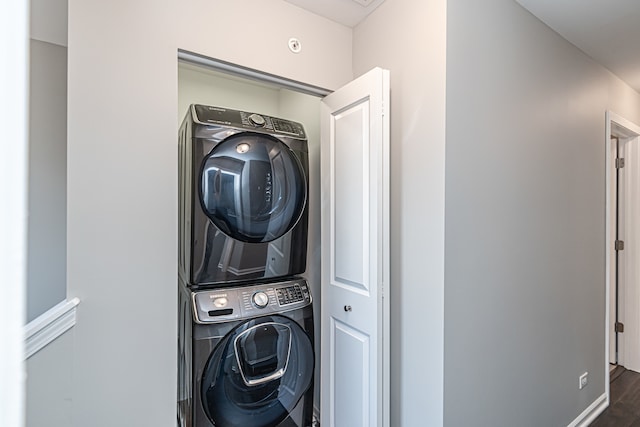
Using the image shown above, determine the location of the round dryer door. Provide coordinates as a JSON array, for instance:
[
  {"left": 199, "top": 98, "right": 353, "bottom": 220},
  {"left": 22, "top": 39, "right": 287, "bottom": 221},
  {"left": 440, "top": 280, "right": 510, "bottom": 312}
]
[
  {"left": 200, "top": 133, "right": 307, "bottom": 243},
  {"left": 200, "top": 315, "right": 313, "bottom": 427}
]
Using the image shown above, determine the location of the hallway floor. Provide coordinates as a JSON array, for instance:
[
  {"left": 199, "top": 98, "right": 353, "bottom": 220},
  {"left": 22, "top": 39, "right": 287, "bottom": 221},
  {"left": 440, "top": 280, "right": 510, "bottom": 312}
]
[{"left": 591, "top": 367, "right": 640, "bottom": 426}]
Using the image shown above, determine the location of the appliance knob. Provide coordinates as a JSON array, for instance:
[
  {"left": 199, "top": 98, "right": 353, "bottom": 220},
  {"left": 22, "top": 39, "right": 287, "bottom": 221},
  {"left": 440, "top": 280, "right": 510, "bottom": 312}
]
[
  {"left": 253, "top": 291, "right": 269, "bottom": 308},
  {"left": 248, "top": 113, "right": 266, "bottom": 127}
]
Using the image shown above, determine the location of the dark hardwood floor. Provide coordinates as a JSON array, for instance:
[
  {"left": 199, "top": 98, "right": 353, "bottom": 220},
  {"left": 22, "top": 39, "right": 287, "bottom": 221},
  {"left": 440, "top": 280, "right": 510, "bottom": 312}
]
[{"left": 591, "top": 367, "right": 640, "bottom": 426}]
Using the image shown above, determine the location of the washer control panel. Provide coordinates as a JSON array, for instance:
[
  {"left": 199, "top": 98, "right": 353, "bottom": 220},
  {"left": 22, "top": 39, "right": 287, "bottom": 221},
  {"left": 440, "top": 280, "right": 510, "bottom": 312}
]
[
  {"left": 192, "top": 279, "right": 312, "bottom": 324},
  {"left": 276, "top": 283, "right": 306, "bottom": 305}
]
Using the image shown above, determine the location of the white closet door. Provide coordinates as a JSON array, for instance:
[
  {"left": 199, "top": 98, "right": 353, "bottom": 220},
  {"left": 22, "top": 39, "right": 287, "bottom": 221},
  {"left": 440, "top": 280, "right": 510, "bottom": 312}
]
[{"left": 320, "top": 67, "right": 390, "bottom": 427}]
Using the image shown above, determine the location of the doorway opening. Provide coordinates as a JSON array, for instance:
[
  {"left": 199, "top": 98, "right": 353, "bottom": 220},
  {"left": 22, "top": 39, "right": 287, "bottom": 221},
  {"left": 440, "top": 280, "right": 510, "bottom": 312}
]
[
  {"left": 177, "top": 50, "right": 325, "bottom": 423},
  {"left": 176, "top": 51, "right": 390, "bottom": 427},
  {"left": 606, "top": 111, "right": 640, "bottom": 398}
]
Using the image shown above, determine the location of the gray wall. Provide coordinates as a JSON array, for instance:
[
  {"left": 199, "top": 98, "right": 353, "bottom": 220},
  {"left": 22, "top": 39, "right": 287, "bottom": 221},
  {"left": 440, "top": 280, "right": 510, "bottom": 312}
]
[
  {"left": 26, "top": 331, "right": 74, "bottom": 427},
  {"left": 27, "top": 0, "right": 68, "bottom": 322},
  {"left": 27, "top": 39, "right": 67, "bottom": 322},
  {"left": 444, "top": 0, "right": 640, "bottom": 426},
  {"left": 353, "top": 0, "right": 448, "bottom": 425},
  {"left": 65, "top": 1, "right": 351, "bottom": 425},
  {"left": 25, "top": 1, "right": 71, "bottom": 424},
  {"left": 177, "top": 64, "right": 282, "bottom": 123}
]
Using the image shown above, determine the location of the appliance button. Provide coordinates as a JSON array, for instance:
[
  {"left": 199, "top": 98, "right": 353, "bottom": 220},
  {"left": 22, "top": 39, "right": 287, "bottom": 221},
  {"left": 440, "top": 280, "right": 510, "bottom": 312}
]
[
  {"left": 213, "top": 297, "right": 228, "bottom": 308},
  {"left": 248, "top": 114, "right": 266, "bottom": 127},
  {"left": 252, "top": 291, "right": 269, "bottom": 308}
]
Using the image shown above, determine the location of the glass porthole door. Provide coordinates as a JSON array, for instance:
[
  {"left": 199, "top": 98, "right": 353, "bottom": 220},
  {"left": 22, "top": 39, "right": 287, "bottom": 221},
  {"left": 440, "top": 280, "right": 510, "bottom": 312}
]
[
  {"left": 200, "top": 316, "right": 313, "bottom": 427},
  {"left": 200, "top": 133, "right": 307, "bottom": 243}
]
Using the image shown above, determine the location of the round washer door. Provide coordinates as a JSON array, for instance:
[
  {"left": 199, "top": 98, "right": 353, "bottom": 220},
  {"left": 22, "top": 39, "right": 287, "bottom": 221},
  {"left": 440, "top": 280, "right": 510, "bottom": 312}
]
[
  {"left": 201, "top": 315, "right": 314, "bottom": 427},
  {"left": 200, "top": 132, "right": 306, "bottom": 243}
]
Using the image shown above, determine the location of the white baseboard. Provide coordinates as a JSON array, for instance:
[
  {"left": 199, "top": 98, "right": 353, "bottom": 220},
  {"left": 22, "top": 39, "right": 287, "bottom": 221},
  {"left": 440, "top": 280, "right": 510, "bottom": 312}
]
[
  {"left": 567, "top": 392, "right": 608, "bottom": 427},
  {"left": 24, "top": 297, "right": 80, "bottom": 359}
]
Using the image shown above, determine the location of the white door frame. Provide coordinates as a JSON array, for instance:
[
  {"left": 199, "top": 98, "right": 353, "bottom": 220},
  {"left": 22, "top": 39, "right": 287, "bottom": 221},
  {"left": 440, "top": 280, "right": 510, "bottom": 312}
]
[
  {"left": 605, "top": 110, "right": 640, "bottom": 399},
  {"left": 0, "top": 0, "right": 29, "bottom": 426}
]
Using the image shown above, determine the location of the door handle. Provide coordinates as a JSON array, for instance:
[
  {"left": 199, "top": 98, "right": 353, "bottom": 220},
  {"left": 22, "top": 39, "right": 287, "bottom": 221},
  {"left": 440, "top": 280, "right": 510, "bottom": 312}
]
[{"left": 344, "top": 305, "right": 352, "bottom": 312}]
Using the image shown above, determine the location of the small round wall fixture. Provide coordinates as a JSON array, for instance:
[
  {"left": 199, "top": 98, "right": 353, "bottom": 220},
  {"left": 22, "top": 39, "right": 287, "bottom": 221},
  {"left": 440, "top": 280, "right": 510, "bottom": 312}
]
[{"left": 288, "top": 38, "right": 302, "bottom": 54}]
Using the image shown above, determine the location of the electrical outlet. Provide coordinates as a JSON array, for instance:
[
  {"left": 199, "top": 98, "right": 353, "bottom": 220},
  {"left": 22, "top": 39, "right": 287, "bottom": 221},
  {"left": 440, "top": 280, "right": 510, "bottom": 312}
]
[{"left": 579, "top": 372, "right": 588, "bottom": 390}]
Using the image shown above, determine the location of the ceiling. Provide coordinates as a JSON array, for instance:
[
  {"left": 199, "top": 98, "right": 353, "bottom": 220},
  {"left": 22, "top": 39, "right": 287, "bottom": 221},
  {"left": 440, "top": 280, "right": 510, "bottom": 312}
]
[
  {"left": 283, "top": 0, "right": 386, "bottom": 27},
  {"left": 284, "top": 0, "right": 640, "bottom": 94},
  {"left": 516, "top": 0, "right": 640, "bottom": 93}
]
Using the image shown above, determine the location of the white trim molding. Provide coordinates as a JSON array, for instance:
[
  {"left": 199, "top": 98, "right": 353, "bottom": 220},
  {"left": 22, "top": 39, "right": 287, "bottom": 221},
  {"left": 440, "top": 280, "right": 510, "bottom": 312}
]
[
  {"left": 566, "top": 393, "right": 607, "bottom": 427},
  {"left": 0, "top": 0, "right": 29, "bottom": 427},
  {"left": 25, "top": 297, "right": 79, "bottom": 359},
  {"left": 1, "top": 1, "right": 29, "bottom": 425}
]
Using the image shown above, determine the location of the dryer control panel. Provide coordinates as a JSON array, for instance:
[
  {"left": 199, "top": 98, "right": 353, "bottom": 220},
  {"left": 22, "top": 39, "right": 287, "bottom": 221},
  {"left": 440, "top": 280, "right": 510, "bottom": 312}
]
[
  {"left": 192, "top": 104, "right": 306, "bottom": 139},
  {"left": 192, "top": 279, "right": 312, "bottom": 324}
]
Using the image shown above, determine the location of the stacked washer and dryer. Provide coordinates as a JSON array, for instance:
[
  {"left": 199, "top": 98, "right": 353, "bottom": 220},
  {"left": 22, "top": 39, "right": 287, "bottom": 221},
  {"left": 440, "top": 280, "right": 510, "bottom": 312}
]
[{"left": 178, "top": 105, "right": 314, "bottom": 427}]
